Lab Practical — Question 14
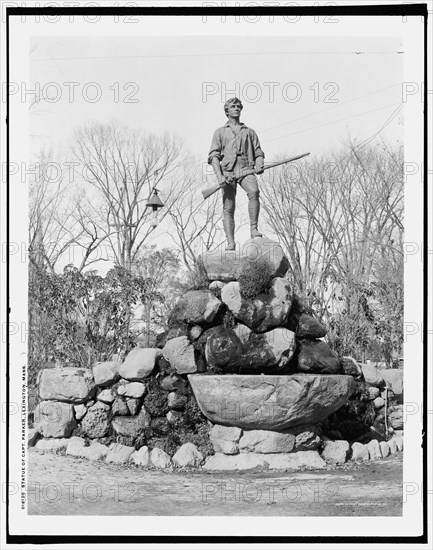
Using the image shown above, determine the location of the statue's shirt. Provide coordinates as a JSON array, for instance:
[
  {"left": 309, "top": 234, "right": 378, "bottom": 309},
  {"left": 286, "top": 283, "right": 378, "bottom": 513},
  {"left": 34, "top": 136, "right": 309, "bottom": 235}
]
[{"left": 208, "top": 122, "right": 265, "bottom": 171}]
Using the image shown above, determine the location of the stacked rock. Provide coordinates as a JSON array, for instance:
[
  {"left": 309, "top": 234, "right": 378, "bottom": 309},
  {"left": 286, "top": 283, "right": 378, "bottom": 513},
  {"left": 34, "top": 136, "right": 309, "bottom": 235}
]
[
  {"left": 32, "top": 349, "right": 210, "bottom": 468},
  {"left": 30, "top": 237, "right": 403, "bottom": 471}
]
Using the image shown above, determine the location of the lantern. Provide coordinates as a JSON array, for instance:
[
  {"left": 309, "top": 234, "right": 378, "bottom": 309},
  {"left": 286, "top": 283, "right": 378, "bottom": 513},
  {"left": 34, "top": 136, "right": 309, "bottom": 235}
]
[{"left": 146, "top": 189, "right": 164, "bottom": 228}]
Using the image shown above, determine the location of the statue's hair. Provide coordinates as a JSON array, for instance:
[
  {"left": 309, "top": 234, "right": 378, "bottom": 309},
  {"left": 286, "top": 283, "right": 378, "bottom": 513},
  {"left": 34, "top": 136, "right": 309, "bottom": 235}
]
[{"left": 224, "top": 97, "right": 243, "bottom": 116}]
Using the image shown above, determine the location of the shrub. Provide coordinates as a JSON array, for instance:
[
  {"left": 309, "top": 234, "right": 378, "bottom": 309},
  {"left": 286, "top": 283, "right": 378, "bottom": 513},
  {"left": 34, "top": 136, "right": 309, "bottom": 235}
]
[{"left": 237, "top": 258, "right": 274, "bottom": 299}]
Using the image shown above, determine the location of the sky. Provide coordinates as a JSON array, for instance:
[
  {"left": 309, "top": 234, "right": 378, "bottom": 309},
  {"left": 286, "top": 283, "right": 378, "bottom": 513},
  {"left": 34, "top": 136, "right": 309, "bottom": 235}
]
[
  {"left": 30, "top": 34, "right": 403, "bottom": 160},
  {"left": 28, "top": 31, "right": 404, "bottom": 270}
]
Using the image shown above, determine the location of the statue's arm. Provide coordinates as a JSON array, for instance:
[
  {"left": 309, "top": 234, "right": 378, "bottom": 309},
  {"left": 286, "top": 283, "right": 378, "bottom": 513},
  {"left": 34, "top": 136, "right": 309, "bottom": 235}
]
[
  {"left": 250, "top": 129, "right": 265, "bottom": 174},
  {"left": 208, "top": 129, "right": 226, "bottom": 184}
]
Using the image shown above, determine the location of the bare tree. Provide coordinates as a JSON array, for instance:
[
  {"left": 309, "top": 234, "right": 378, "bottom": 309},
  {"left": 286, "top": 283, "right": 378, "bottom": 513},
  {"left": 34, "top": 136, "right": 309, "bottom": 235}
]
[
  {"left": 167, "top": 159, "right": 222, "bottom": 271},
  {"left": 73, "top": 122, "right": 189, "bottom": 270},
  {"left": 261, "top": 141, "right": 403, "bottom": 361}
]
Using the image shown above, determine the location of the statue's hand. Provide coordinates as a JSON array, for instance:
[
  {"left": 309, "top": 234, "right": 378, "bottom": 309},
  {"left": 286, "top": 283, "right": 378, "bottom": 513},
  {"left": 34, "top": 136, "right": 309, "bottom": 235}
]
[{"left": 255, "top": 158, "right": 265, "bottom": 174}]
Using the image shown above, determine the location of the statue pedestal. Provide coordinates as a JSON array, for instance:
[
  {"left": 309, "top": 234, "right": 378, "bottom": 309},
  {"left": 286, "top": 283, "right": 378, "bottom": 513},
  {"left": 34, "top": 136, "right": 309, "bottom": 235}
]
[{"left": 200, "top": 237, "right": 289, "bottom": 282}]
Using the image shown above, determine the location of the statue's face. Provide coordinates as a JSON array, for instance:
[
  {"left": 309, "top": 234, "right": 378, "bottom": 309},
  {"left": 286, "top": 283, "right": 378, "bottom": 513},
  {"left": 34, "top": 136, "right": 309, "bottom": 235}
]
[{"left": 226, "top": 101, "right": 242, "bottom": 118}]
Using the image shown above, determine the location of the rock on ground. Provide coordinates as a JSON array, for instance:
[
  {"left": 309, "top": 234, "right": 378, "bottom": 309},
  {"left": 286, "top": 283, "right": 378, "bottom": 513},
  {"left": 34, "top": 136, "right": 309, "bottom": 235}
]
[
  {"left": 394, "top": 436, "right": 403, "bottom": 452},
  {"left": 38, "top": 367, "right": 95, "bottom": 404},
  {"left": 221, "top": 278, "right": 292, "bottom": 333},
  {"left": 172, "top": 443, "right": 204, "bottom": 468},
  {"left": 351, "top": 442, "right": 370, "bottom": 461},
  {"left": 388, "top": 439, "right": 398, "bottom": 454},
  {"left": 321, "top": 440, "right": 350, "bottom": 465},
  {"left": 189, "top": 374, "right": 356, "bottom": 430},
  {"left": 150, "top": 448, "right": 173, "bottom": 469},
  {"left": 209, "top": 425, "right": 242, "bottom": 455},
  {"left": 239, "top": 430, "right": 295, "bottom": 454},
  {"left": 380, "top": 441, "right": 390, "bottom": 457},
  {"left": 130, "top": 446, "right": 150, "bottom": 467},
  {"left": 169, "top": 290, "right": 223, "bottom": 326},
  {"left": 162, "top": 336, "right": 197, "bottom": 374},
  {"left": 82, "top": 442, "right": 109, "bottom": 461},
  {"left": 35, "top": 438, "right": 69, "bottom": 453},
  {"left": 366, "top": 439, "right": 382, "bottom": 459},
  {"left": 92, "top": 361, "right": 120, "bottom": 387},
  {"left": 118, "top": 348, "right": 160, "bottom": 381},
  {"left": 34, "top": 401, "right": 77, "bottom": 438},
  {"left": 106, "top": 443, "right": 135, "bottom": 464},
  {"left": 81, "top": 401, "right": 110, "bottom": 439},
  {"left": 66, "top": 437, "right": 87, "bottom": 457}
]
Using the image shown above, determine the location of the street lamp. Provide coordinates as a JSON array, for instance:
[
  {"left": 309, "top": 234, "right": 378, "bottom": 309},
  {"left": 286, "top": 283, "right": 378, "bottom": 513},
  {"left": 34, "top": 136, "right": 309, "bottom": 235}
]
[{"left": 146, "top": 188, "right": 164, "bottom": 228}]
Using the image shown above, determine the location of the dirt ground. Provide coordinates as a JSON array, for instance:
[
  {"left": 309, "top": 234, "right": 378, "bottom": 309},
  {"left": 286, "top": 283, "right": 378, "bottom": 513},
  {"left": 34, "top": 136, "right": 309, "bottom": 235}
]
[{"left": 26, "top": 449, "right": 402, "bottom": 516}]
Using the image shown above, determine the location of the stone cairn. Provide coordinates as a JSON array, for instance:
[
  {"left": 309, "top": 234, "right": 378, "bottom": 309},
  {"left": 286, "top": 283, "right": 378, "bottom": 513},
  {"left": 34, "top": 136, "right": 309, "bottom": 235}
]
[{"left": 29, "top": 238, "right": 403, "bottom": 470}]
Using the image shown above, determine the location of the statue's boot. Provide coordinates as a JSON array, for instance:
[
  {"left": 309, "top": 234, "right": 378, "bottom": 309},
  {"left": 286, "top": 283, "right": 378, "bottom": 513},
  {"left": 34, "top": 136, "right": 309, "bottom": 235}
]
[
  {"left": 223, "top": 214, "right": 236, "bottom": 250},
  {"left": 248, "top": 191, "right": 263, "bottom": 239}
]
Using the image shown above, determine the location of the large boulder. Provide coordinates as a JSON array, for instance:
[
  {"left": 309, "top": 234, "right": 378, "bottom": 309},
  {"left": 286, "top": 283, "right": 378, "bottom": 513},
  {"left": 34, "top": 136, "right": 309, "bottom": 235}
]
[
  {"left": 221, "top": 278, "right": 292, "bottom": 332},
  {"left": 201, "top": 237, "right": 289, "bottom": 282},
  {"left": 188, "top": 374, "right": 356, "bottom": 430},
  {"left": 111, "top": 408, "right": 151, "bottom": 437},
  {"left": 38, "top": 367, "right": 95, "bottom": 404},
  {"left": 296, "top": 339, "right": 342, "bottom": 374},
  {"left": 205, "top": 325, "right": 295, "bottom": 374},
  {"left": 118, "top": 348, "right": 160, "bottom": 381},
  {"left": 169, "top": 290, "right": 223, "bottom": 326},
  {"left": 162, "top": 336, "right": 197, "bottom": 374},
  {"left": 296, "top": 314, "right": 327, "bottom": 339},
  {"left": 34, "top": 401, "right": 77, "bottom": 438},
  {"left": 92, "top": 361, "right": 121, "bottom": 387},
  {"left": 81, "top": 401, "right": 110, "bottom": 439}
]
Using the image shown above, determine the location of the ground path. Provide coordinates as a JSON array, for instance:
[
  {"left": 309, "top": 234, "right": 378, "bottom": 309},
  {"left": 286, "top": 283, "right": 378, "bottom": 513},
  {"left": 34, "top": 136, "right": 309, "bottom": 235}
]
[{"left": 27, "top": 449, "right": 402, "bottom": 516}]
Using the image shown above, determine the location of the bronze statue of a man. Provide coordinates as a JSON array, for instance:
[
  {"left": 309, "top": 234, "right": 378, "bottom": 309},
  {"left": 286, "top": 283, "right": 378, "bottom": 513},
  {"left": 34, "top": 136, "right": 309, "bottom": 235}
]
[{"left": 208, "top": 97, "right": 265, "bottom": 250}]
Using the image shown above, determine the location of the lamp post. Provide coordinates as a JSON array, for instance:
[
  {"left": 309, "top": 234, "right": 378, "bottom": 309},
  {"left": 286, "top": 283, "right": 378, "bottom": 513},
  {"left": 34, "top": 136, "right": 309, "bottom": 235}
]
[{"left": 144, "top": 187, "right": 165, "bottom": 345}]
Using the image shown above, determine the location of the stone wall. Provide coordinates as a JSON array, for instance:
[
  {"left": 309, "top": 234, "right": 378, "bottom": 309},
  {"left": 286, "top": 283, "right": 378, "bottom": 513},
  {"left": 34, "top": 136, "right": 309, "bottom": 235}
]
[{"left": 29, "top": 238, "right": 403, "bottom": 471}]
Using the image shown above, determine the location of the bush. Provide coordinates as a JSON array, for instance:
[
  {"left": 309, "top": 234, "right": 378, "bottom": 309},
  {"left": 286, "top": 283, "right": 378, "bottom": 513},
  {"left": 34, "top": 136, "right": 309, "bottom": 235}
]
[{"left": 237, "top": 258, "right": 273, "bottom": 299}]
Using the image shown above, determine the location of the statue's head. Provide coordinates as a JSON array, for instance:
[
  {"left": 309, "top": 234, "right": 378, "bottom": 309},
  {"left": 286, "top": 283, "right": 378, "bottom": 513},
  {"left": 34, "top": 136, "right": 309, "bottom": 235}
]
[{"left": 224, "top": 97, "right": 243, "bottom": 117}]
